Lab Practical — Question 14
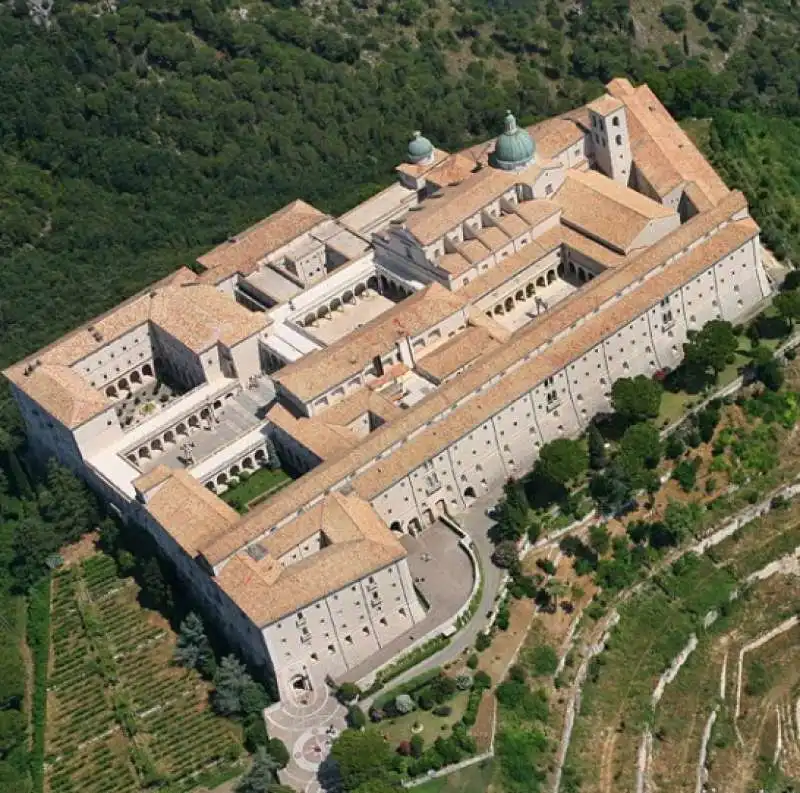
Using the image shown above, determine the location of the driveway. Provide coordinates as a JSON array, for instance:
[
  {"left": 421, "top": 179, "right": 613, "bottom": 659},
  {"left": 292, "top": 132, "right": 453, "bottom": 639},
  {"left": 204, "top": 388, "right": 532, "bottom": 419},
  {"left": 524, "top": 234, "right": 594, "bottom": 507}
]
[{"left": 361, "top": 486, "right": 508, "bottom": 706}]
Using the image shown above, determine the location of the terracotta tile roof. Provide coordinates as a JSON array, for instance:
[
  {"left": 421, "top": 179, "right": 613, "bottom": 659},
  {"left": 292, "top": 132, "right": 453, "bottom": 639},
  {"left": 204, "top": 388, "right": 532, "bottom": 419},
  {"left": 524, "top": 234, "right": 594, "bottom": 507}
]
[
  {"left": 476, "top": 226, "right": 510, "bottom": 250},
  {"left": 587, "top": 94, "right": 625, "bottom": 117},
  {"left": 197, "top": 200, "right": 328, "bottom": 284},
  {"left": 403, "top": 168, "right": 521, "bottom": 245},
  {"left": 554, "top": 170, "right": 676, "bottom": 253},
  {"left": 459, "top": 238, "right": 492, "bottom": 264},
  {"left": 200, "top": 190, "right": 751, "bottom": 567},
  {"left": 425, "top": 154, "right": 478, "bottom": 187},
  {"left": 215, "top": 493, "right": 406, "bottom": 626},
  {"left": 142, "top": 466, "right": 240, "bottom": 557},
  {"left": 395, "top": 149, "right": 450, "bottom": 179},
  {"left": 459, "top": 237, "right": 558, "bottom": 302},
  {"left": 415, "top": 326, "right": 499, "bottom": 382},
  {"left": 272, "top": 284, "right": 467, "bottom": 402},
  {"left": 267, "top": 403, "right": 360, "bottom": 461},
  {"left": 495, "top": 213, "right": 530, "bottom": 239},
  {"left": 557, "top": 225, "right": 628, "bottom": 269},
  {"left": 351, "top": 216, "right": 759, "bottom": 501},
  {"left": 511, "top": 200, "right": 561, "bottom": 228},
  {"left": 607, "top": 80, "right": 729, "bottom": 206},
  {"left": 438, "top": 251, "right": 473, "bottom": 276},
  {"left": 317, "top": 388, "right": 403, "bottom": 427},
  {"left": 4, "top": 268, "right": 267, "bottom": 428}
]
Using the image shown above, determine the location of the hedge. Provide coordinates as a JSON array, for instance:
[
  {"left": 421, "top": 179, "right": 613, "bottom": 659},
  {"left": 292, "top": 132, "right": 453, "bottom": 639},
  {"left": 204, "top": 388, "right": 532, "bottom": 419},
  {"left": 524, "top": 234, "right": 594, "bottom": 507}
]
[
  {"left": 371, "top": 668, "right": 443, "bottom": 710},
  {"left": 27, "top": 576, "right": 51, "bottom": 793},
  {"left": 362, "top": 635, "right": 450, "bottom": 698}
]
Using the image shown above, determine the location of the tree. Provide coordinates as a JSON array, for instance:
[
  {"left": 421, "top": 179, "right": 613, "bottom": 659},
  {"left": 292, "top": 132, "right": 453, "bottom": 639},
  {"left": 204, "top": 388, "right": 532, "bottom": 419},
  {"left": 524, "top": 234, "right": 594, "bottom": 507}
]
[
  {"left": 495, "top": 478, "right": 530, "bottom": 541},
  {"left": 330, "top": 729, "right": 401, "bottom": 791},
  {"left": 410, "top": 733, "right": 424, "bottom": 758},
  {"left": 347, "top": 705, "right": 366, "bottom": 729},
  {"left": 38, "top": 460, "right": 99, "bottom": 544},
  {"left": 337, "top": 682, "right": 361, "bottom": 704},
  {"left": 611, "top": 376, "right": 663, "bottom": 422},
  {"left": 491, "top": 540, "right": 519, "bottom": 569},
  {"left": 213, "top": 655, "right": 252, "bottom": 717},
  {"left": 661, "top": 3, "right": 688, "bottom": 30},
  {"left": 663, "top": 499, "right": 702, "bottom": 543},
  {"left": 756, "top": 356, "right": 784, "bottom": 391},
  {"left": 665, "top": 433, "right": 685, "bottom": 460},
  {"left": 774, "top": 290, "right": 800, "bottom": 328},
  {"left": 588, "top": 523, "right": 611, "bottom": 556},
  {"left": 174, "top": 612, "right": 212, "bottom": 672},
  {"left": 139, "top": 557, "right": 172, "bottom": 614},
  {"left": 682, "top": 320, "right": 738, "bottom": 383},
  {"left": 588, "top": 423, "right": 608, "bottom": 470},
  {"left": 536, "top": 438, "right": 588, "bottom": 487},
  {"left": 620, "top": 423, "right": 662, "bottom": 470},
  {"left": 235, "top": 746, "right": 279, "bottom": 793},
  {"left": 545, "top": 578, "right": 569, "bottom": 611},
  {"left": 267, "top": 738, "right": 290, "bottom": 769}
]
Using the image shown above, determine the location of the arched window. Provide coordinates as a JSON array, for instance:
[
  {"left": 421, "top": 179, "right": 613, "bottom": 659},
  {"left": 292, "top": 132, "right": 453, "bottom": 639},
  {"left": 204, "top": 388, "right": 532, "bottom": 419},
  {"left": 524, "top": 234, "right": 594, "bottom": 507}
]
[
  {"left": 615, "top": 134, "right": 622, "bottom": 145},
  {"left": 612, "top": 116, "right": 620, "bottom": 127}
]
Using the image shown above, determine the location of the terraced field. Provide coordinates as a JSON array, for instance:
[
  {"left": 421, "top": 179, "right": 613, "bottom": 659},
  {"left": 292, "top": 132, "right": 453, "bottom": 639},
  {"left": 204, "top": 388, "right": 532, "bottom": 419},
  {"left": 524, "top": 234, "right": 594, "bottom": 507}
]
[{"left": 45, "top": 554, "right": 243, "bottom": 793}]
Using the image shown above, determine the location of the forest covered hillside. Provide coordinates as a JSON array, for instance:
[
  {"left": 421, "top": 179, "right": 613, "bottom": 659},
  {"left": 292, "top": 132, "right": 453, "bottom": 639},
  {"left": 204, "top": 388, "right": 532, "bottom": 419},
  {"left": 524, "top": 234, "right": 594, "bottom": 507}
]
[{"left": 1, "top": 0, "right": 800, "bottom": 445}]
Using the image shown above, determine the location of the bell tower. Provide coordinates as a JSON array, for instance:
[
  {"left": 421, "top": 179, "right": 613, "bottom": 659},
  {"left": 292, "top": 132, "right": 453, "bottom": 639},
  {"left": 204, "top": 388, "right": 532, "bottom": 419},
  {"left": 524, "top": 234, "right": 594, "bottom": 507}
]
[{"left": 587, "top": 95, "right": 632, "bottom": 185}]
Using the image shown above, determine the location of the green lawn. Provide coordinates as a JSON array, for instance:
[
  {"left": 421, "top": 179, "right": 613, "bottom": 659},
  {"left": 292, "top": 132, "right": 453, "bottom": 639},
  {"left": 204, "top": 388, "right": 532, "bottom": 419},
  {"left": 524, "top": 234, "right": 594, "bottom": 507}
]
[
  {"left": 375, "top": 692, "right": 469, "bottom": 745},
  {"left": 221, "top": 467, "right": 290, "bottom": 513},
  {"left": 411, "top": 758, "right": 495, "bottom": 793}
]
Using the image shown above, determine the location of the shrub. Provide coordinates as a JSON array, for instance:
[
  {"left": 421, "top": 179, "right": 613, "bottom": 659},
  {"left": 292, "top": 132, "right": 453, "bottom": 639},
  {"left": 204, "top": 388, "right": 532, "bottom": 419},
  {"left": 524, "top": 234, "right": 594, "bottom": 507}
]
[
  {"left": 347, "top": 705, "right": 366, "bottom": 729},
  {"left": 397, "top": 740, "right": 412, "bottom": 756},
  {"left": 432, "top": 705, "right": 452, "bottom": 717},
  {"left": 661, "top": 3, "right": 688, "bottom": 31},
  {"left": 416, "top": 692, "right": 434, "bottom": 710},
  {"left": 475, "top": 632, "right": 492, "bottom": 652},
  {"left": 491, "top": 540, "right": 519, "bottom": 569},
  {"left": 395, "top": 694, "right": 415, "bottom": 714},
  {"left": 473, "top": 671, "right": 492, "bottom": 691},
  {"left": 455, "top": 673, "right": 473, "bottom": 690},
  {"left": 528, "top": 644, "right": 559, "bottom": 677},
  {"left": 466, "top": 653, "right": 479, "bottom": 670},
  {"left": 509, "top": 664, "right": 527, "bottom": 683},
  {"left": 267, "top": 737, "right": 290, "bottom": 768},
  {"left": 337, "top": 682, "right": 361, "bottom": 704},
  {"left": 410, "top": 733, "right": 424, "bottom": 757}
]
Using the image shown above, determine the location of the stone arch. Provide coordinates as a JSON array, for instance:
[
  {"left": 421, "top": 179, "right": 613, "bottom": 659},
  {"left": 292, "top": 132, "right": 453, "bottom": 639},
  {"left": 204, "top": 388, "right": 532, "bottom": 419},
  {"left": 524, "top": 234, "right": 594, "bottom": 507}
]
[
  {"left": 494, "top": 305, "right": 504, "bottom": 316},
  {"left": 304, "top": 313, "right": 317, "bottom": 327},
  {"left": 547, "top": 269, "right": 556, "bottom": 284},
  {"left": 213, "top": 400, "right": 222, "bottom": 410},
  {"left": 515, "top": 290, "right": 525, "bottom": 302},
  {"left": 330, "top": 297, "right": 342, "bottom": 313},
  {"left": 200, "top": 408, "right": 210, "bottom": 420},
  {"left": 463, "top": 486, "right": 477, "bottom": 501},
  {"left": 206, "top": 482, "right": 216, "bottom": 492},
  {"left": 216, "top": 472, "right": 228, "bottom": 486},
  {"left": 536, "top": 276, "right": 546, "bottom": 288},
  {"left": 127, "top": 453, "right": 137, "bottom": 465},
  {"left": 354, "top": 283, "right": 366, "bottom": 297},
  {"left": 130, "top": 370, "right": 142, "bottom": 385},
  {"left": 151, "top": 439, "right": 163, "bottom": 453},
  {"left": 142, "top": 363, "right": 154, "bottom": 377},
  {"left": 176, "top": 422, "right": 188, "bottom": 436},
  {"left": 578, "top": 268, "right": 587, "bottom": 283},
  {"left": 504, "top": 296, "right": 514, "bottom": 312},
  {"left": 380, "top": 275, "right": 390, "bottom": 290},
  {"left": 138, "top": 446, "right": 150, "bottom": 459},
  {"left": 557, "top": 262, "right": 564, "bottom": 277},
  {"left": 317, "top": 305, "right": 330, "bottom": 320},
  {"left": 105, "top": 385, "right": 118, "bottom": 399},
  {"left": 568, "top": 261, "right": 576, "bottom": 275},
  {"left": 342, "top": 290, "right": 355, "bottom": 305},
  {"left": 164, "top": 430, "right": 175, "bottom": 445},
  {"left": 486, "top": 311, "right": 492, "bottom": 319},
  {"left": 255, "top": 448, "right": 266, "bottom": 461},
  {"left": 118, "top": 377, "right": 129, "bottom": 391},
  {"left": 188, "top": 415, "right": 200, "bottom": 429},
  {"left": 526, "top": 283, "right": 535, "bottom": 298},
  {"left": 242, "top": 456, "right": 254, "bottom": 469},
  {"left": 230, "top": 464, "right": 240, "bottom": 477},
  {"left": 408, "top": 517, "right": 422, "bottom": 535},
  {"left": 367, "top": 276, "right": 379, "bottom": 291},
  {"left": 389, "top": 521, "right": 403, "bottom": 535}
]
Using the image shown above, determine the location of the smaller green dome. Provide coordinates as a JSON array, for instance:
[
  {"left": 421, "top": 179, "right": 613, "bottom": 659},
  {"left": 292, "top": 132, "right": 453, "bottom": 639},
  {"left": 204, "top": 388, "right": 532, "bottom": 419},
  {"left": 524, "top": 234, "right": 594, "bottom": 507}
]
[
  {"left": 407, "top": 131, "right": 434, "bottom": 164},
  {"left": 493, "top": 111, "right": 535, "bottom": 171}
]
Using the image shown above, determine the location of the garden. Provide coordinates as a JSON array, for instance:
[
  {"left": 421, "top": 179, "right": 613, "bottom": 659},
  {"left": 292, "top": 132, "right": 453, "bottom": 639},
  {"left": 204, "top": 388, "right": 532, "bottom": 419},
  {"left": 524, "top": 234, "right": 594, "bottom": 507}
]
[
  {"left": 220, "top": 466, "right": 290, "bottom": 513},
  {"left": 44, "top": 554, "right": 244, "bottom": 793}
]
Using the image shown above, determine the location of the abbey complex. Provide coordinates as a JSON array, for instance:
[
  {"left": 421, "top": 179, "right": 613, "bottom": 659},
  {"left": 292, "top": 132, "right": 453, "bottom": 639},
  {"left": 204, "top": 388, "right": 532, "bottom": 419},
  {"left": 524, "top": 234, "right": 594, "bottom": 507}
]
[{"left": 4, "top": 79, "right": 772, "bottom": 701}]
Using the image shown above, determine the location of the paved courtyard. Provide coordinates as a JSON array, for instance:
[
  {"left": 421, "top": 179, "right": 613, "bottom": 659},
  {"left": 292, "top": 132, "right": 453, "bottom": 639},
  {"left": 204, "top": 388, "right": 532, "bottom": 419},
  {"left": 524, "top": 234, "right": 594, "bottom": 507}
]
[{"left": 304, "top": 293, "right": 396, "bottom": 345}]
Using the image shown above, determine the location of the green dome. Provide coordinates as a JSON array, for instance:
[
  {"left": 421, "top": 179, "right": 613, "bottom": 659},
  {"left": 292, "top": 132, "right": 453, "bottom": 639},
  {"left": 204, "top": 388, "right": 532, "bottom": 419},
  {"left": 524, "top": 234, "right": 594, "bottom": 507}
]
[
  {"left": 407, "top": 131, "right": 434, "bottom": 164},
  {"left": 493, "top": 111, "right": 535, "bottom": 171}
]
